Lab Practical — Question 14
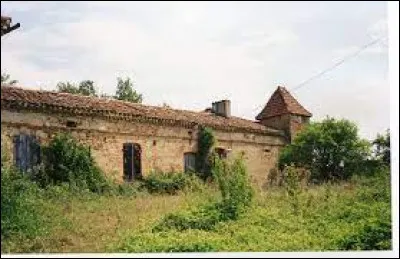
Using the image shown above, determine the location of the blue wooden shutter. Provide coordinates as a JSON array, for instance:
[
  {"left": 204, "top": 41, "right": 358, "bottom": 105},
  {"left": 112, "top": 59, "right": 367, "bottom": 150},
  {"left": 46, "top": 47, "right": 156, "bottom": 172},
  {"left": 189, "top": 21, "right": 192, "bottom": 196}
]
[{"left": 13, "top": 134, "right": 41, "bottom": 173}]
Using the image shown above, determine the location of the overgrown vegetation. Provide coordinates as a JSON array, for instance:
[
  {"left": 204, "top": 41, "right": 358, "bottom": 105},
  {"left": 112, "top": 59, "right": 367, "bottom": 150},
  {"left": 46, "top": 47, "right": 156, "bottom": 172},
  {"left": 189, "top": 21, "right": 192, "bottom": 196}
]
[
  {"left": 142, "top": 171, "right": 204, "bottom": 195},
  {"left": 114, "top": 167, "right": 391, "bottom": 252},
  {"left": 195, "top": 126, "right": 216, "bottom": 181},
  {"left": 1, "top": 166, "right": 44, "bottom": 240},
  {"left": 32, "top": 133, "right": 109, "bottom": 193},
  {"left": 153, "top": 155, "right": 254, "bottom": 232},
  {"left": 1, "top": 120, "right": 393, "bottom": 253},
  {"left": 279, "top": 117, "right": 372, "bottom": 182}
]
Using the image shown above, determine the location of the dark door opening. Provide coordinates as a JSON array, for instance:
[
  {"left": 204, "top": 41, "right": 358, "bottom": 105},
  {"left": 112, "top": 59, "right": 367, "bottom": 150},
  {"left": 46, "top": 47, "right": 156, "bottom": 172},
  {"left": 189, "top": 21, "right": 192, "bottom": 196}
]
[{"left": 123, "top": 143, "right": 142, "bottom": 181}]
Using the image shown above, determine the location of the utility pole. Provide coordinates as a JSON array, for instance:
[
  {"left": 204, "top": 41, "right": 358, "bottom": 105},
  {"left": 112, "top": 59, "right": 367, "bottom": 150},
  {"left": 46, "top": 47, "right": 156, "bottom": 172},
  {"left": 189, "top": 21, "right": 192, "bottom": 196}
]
[{"left": 1, "top": 16, "right": 20, "bottom": 37}]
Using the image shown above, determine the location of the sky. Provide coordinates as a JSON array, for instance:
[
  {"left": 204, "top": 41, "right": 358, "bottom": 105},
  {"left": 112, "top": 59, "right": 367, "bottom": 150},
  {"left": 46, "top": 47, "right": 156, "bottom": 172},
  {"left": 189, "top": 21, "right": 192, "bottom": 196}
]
[{"left": 1, "top": 1, "right": 390, "bottom": 140}]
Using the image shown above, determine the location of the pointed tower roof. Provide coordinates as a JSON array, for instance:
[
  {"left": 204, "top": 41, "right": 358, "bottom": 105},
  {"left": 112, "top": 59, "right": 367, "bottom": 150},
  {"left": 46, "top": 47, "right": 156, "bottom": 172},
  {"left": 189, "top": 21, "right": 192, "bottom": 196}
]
[{"left": 256, "top": 86, "right": 312, "bottom": 120}]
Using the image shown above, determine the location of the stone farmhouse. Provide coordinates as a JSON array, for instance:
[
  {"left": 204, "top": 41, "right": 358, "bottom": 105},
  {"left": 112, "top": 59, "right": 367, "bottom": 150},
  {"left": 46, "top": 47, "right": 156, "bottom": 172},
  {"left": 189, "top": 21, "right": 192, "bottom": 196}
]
[{"left": 1, "top": 85, "right": 311, "bottom": 187}]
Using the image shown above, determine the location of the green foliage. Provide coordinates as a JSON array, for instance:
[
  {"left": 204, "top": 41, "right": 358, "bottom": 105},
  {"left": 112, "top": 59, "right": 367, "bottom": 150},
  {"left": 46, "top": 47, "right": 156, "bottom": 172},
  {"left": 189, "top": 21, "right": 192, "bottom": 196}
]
[
  {"left": 36, "top": 133, "right": 109, "bottom": 193},
  {"left": 2, "top": 165, "right": 391, "bottom": 253},
  {"left": 56, "top": 80, "right": 98, "bottom": 97},
  {"left": 279, "top": 117, "right": 371, "bottom": 182},
  {"left": 282, "top": 165, "right": 302, "bottom": 215},
  {"left": 154, "top": 155, "right": 254, "bottom": 232},
  {"left": 114, "top": 77, "right": 143, "bottom": 103},
  {"left": 115, "top": 230, "right": 220, "bottom": 252},
  {"left": 114, "top": 182, "right": 144, "bottom": 197},
  {"left": 212, "top": 155, "right": 254, "bottom": 218},
  {"left": 1, "top": 165, "right": 45, "bottom": 240},
  {"left": 337, "top": 221, "right": 391, "bottom": 250},
  {"left": 153, "top": 203, "right": 223, "bottom": 232},
  {"left": 373, "top": 129, "right": 390, "bottom": 166},
  {"left": 195, "top": 127, "right": 216, "bottom": 180},
  {"left": 142, "top": 171, "right": 204, "bottom": 195},
  {"left": 1, "top": 72, "right": 18, "bottom": 85}
]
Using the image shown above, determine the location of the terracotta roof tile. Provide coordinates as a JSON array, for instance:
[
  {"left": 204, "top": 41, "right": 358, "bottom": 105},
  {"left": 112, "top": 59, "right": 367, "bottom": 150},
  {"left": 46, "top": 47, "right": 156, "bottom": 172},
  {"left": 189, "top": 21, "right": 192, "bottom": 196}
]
[
  {"left": 1, "top": 86, "right": 284, "bottom": 136},
  {"left": 256, "top": 86, "right": 312, "bottom": 120}
]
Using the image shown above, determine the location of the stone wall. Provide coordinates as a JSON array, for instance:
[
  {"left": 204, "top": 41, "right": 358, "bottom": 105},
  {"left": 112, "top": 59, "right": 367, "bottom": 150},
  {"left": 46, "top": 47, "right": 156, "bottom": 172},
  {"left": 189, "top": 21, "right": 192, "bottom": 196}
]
[{"left": 1, "top": 109, "right": 286, "bottom": 188}]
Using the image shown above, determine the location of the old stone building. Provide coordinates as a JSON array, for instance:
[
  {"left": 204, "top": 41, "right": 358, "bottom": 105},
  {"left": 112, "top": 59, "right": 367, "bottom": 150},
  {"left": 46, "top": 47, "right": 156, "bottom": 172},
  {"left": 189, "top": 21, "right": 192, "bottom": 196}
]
[{"left": 1, "top": 85, "right": 311, "bottom": 187}]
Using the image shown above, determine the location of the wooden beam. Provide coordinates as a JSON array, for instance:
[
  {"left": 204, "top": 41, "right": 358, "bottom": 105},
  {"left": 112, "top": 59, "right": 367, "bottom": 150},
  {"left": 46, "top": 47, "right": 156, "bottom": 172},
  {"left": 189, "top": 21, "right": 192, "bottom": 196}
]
[{"left": 1, "top": 22, "right": 20, "bottom": 36}]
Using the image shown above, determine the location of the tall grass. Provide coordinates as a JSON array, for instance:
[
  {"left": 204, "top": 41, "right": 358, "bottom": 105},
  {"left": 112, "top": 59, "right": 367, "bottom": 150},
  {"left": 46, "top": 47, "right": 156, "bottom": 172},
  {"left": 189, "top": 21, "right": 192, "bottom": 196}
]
[{"left": 114, "top": 167, "right": 391, "bottom": 252}]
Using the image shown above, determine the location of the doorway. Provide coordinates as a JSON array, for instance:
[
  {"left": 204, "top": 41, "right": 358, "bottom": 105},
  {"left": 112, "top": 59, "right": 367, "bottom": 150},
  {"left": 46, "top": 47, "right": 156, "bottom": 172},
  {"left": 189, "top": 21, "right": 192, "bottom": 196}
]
[{"left": 123, "top": 143, "right": 142, "bottom": 181}]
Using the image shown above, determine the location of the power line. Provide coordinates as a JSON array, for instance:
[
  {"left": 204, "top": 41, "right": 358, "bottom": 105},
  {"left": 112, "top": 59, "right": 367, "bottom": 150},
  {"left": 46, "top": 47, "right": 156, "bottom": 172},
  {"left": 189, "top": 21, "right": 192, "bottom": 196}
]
[
  {"left": 252, "top": 35, "right": 387, "bottom": 113},
  {"left": 290, "top": 35, "right": 387, "bottom": 92}
]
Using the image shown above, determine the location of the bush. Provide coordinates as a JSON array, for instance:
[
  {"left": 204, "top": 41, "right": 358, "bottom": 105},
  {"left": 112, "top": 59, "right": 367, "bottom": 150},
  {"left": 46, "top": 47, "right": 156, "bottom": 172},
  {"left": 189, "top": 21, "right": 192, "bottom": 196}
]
[
  {"left": 154, "top": 155, "right": 254, "bottom": 232},
  {"left": 278, "top": 117, "right": 371, "bottom": 182},
  {"left": 212, "top": 155, "right": 254, "bottom": 219},
  {"left": 337, "top": 220, "right": 392, "bottom": 250},
  {"left": 1, "top": 165, "right": 45, "bottom": 240},
  {"left": 35, "top": 133, "right": 110, "bottom": 193},
  {"left": 142, "top": 171, "right": 204, "bottom": 195},
  {"left": 372, "top": 129, "right": 390, "bottom": 167},
  {"left": 153, "top": 203, "right": 223, "bottom": 232}
]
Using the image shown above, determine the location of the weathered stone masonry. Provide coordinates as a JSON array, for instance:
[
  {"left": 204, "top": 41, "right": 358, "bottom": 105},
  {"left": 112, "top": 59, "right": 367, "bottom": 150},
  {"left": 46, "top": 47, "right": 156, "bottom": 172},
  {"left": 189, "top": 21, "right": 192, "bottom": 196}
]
[{"left": 1, "top": 85, "right": 311, "bottom": 188}]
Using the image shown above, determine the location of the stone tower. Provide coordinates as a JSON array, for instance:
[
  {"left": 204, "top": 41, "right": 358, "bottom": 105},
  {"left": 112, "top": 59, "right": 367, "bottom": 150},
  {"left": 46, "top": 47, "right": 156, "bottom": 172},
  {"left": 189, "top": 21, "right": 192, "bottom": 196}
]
[{"left": 256, "top": 86, "right": 312, "bottom": 142}]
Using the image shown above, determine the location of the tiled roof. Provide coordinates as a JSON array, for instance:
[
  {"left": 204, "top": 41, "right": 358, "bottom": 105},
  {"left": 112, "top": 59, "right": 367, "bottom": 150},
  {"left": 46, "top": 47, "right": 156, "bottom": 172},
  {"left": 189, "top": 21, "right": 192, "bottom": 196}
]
[
  {"left": 1, "top": 85, "right": 284, "bottom": 136},
  {"left": 256, "top": 86, "right": 312, "bottom": 120}
]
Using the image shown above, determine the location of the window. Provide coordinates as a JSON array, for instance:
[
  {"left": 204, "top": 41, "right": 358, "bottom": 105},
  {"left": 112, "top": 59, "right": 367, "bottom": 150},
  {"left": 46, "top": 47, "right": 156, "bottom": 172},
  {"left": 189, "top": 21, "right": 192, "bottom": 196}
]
[
  {"left": 184, "top": 152, "right": 196, "bottom": 173},
  {"left": 215, "top": 148, "right": 228, "bottom": 159},
  {"left": 123, "top": 143, "right": 142, "bottom": 181},
  {"left": 66, "top": 120, "right": 77, "bottom": 128}
]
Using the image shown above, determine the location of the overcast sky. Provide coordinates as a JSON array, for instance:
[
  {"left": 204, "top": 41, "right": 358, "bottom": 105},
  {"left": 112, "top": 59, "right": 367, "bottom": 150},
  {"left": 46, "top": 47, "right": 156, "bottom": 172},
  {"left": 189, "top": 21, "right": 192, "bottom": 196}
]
[{"left": 1, "top": 1, "right": 389, "bottom": 140}]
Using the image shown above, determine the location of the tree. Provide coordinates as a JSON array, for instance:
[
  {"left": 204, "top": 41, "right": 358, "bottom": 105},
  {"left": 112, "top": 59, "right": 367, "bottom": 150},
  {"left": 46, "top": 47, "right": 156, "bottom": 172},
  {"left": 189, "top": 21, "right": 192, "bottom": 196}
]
[
  {"left": 56, "top": 82, "right": 79, "bottom": 94},
  {"left": 1, "top": 72, "right": 18, "bottom": 85},
  {"left": 56, "top": 80, "right": 98, "bottom": 97},
  {"left": 278, "top": 117, "right": 371, "bottom": 182},
  {"left": 78, "top": 80, "right": 97, "bottom": 97},
  {"left": 114, "top": 77, "right": 143, "bottom": 103},
  {"left": 373, "top": 129, "right": 390, "bottom": 166}
]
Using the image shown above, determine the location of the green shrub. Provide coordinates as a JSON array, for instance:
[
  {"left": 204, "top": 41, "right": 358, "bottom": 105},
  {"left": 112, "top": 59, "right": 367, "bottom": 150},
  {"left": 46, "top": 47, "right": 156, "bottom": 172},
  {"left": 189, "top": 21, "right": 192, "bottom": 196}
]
[
  {"left": 35, "top": 133, "right": 110, "bottom": 193},
  {"left": 278, "top": 117, "right": 371, "bottom": 182},
  {"left": 1, "top": 165, "right": 45, "bottom": 240},
  {"left": 142, "top": 171, "right": 204, "bottom": 195},
  {"left": 154, "top": 155, "right": 254, "bottom": 232},
  {"left": 337, "top": 220, "right": 392, "bottom": 250},
  {"left": 113, "top": 230, "right": 220, "bottom": 252},
  {"left": 153, "top": 203, "right": 223, "bottom": 232},
  {"left": 212, "top": 155, "right": 254, "bottom": 217}
]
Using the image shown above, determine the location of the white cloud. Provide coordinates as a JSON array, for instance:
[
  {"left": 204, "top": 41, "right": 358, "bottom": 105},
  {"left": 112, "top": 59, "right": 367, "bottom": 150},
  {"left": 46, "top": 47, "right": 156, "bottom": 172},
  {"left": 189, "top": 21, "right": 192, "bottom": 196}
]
[{"left": 1, "top": 1, "right": 389, "bottom": 139}]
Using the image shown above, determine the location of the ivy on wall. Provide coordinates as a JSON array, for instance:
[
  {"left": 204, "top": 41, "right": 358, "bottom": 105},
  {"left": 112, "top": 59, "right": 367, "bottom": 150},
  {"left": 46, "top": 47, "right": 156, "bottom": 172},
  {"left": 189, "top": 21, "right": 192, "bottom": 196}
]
[{"left": 195, "top": 126, "right": 216, "bottom": 180}]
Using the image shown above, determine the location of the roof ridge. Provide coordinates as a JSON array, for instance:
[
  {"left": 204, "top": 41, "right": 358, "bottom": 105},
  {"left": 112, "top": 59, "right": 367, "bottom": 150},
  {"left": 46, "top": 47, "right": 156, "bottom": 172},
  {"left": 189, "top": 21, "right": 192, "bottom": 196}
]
[
  {"left": 276, "top": 86, "right": 291, "bottom": 114},
  {"left": 1, "top": 85, "right": 206, "bottom": 116},
  {"left": 255, "top": 85, "right": 312, "bottom": 120},
  {"left": 1, "top": 85, "right": 284, "bottom": 135}
]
